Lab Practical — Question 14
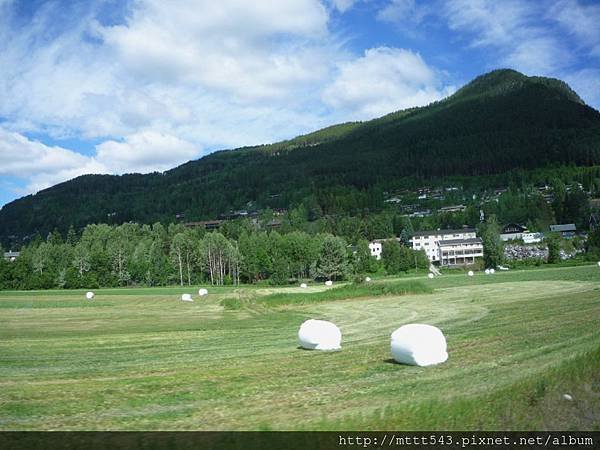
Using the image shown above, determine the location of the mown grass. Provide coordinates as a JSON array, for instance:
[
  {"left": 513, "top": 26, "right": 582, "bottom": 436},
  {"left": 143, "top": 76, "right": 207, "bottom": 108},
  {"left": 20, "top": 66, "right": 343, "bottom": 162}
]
[
  {"left": 0, "top": 265, "right": 599, "bottom": 431},
  {"left": 309, "top": 345, "right": 600, "bottom": 430},
  {"left": 220, "top": 280, "right": 432, "bottom": 309}
]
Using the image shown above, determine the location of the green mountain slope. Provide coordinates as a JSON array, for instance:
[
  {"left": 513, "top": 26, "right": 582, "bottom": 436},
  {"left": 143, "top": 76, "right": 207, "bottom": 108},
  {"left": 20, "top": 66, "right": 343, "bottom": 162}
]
[{"left": 2, "top": 69, "right": 600, "bottom": 245}]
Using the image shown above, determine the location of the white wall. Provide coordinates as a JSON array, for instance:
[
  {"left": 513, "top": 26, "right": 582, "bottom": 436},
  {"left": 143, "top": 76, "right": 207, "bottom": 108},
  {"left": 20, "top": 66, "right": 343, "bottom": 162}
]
[{"left": 368, "top": 242, "right": 382, "bottom": 260}]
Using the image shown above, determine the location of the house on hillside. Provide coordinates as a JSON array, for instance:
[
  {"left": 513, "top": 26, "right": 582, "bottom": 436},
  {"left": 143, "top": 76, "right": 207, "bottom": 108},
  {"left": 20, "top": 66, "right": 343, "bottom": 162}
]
[
  {"left": 439, "top": 205, "right": 466, "bottom": 213},
  {"left": 3, "top": 251, "right": 20, "bottom": 262},
  {"left": 368, "top": 238, "right": 404, "bottom": 260},
  {"left": 184, "top": 220, "right": 223, "bottom": 230},
  {"left": 500, "top": 223, "right": 528, "bottom": 241},
  {"left": 368, "top": 241, "right": 383, "bottom": 260},
  {"left": 266, "top": 219, "right": 282, "bottom": 229},
  {"left": 549, "top": 224, "right": 577, "bottom": 238},
  {"left": 409, "top": 209, "right": 431, "bottom": 218},
  {"left": 411, "top": 228, "right": 483, "bottom": 266}
]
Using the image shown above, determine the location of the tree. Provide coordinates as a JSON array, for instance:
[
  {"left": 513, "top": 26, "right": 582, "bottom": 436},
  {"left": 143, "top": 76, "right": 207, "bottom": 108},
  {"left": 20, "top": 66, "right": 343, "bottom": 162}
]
[
  {"left": 353, "top": 239, "right": 378, "bottom": 274},
  {"left": 32, "top": 242, "right": 52, "bottom": 275},
  {"left": 313, "top": 234, "right": 349, "bottom": 281},
  {"left": 107, "top": 226, "right": 133, "bottom": 286},
  {"left": 562, "top": 187, "right": 590, "bottom": 230},
  {"left": 198, "top": 232, "right": 239, "bottom": 285},
  {"left": 281, "top": 231, "right": 316, "bottom": 280},
  {"left": 551, "top": 179, "right": 566, "bottom": 223},
  {"left": 382, "top": 240, "right": 402, "bottom": 274},
  {"left": 413, "top": 248, "right": 430, "bottom": 270},
  {"left": 170, "top": 232, "right": 191, "bottom": 286},
  {"left": 587, "top": 227, "right": 600, "bottom": 257},
  {"left": 66, "top": 226, "right": 78, "bottom": 246},
  {"left": 480, "top": 215, "right": 503, "bottom": 268},
  {"left": 72, "top": 242, "right": 91, "bottom": 278},
  {"left": 546, "top": 233, "right": 561, "bottom": 263}
]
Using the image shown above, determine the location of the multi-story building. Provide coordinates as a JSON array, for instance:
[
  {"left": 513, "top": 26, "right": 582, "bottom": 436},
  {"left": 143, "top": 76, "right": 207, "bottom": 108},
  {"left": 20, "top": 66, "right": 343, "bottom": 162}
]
[{"left": 411, "top": 228, "right": 483, "bottom": 266}]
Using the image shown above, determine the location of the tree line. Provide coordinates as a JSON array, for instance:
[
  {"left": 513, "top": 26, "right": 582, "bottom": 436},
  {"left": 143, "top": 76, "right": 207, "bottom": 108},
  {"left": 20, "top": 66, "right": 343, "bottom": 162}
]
[{"left": 0, "top": 223, "right": 430, "bottom": 290}]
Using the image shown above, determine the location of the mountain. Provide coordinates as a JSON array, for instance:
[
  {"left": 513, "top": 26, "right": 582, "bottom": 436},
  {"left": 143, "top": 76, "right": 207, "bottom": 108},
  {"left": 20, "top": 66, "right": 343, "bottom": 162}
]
[{"left": 2, "top": 69, "right": 600, "bottom": 246}]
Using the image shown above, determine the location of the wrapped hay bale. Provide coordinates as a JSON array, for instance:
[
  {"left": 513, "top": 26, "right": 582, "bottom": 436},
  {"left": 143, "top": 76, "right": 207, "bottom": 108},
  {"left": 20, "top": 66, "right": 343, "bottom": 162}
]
[
  {"left": 298, "top": 319, "right": 341, "bottom": 350},
  {"left": 181, "top": 293, "right": 193, "bottom": 302},
  {"left": 428, "top": 273, "right": 434, "bottom": 279},
  {"left": 86, "top": 291, "right": 94, "bottom": 300},
  {"left": 365, "top": 277, "right": 372, "bottom": 282},
  {"left": 467, "top": 270, "right": 474, "bottom": 277},
  {"left": 198, "top": 288, "right": 208, "bottom": 297},
  {"left": 390, "top": 324, "right": 448, "bottom": 366},
  {"left": 325, "top": 280, "right": 333, "bottom": 286},
  {"left": 300, "top": 283, "right": 308, "bottom": 288},
  {"left": 490, "top": 268, "right": 495, "bottom": 274},
  {"left": 485, "top": 269, "right": 490, "bottom": 275}
]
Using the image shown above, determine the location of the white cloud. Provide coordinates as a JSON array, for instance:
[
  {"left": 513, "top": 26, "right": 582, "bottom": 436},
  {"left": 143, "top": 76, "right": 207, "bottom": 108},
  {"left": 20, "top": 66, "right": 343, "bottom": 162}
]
[
  {"left": 442, "top": 0, "right": 571, "bottom": 75},
  {"left": 0, "top": 129, "right": 106, "bottom": 194},
  {"left": 377, "top": 0, "right": 430, "bottom": 24},
  {"left": 322, "top": 47, "right": 454, "bottom": 120},
  {"left": 95, "top": 131, "right": 200, "bottom": 174},
  {"left": 548, "top": 0, "right": 600, "bottom": 58},
  {"left": 0, "top": 0, "right": 336, "bottom": 143},
  {"left": 444, "top": 0, "right": 531, "bottom": 48},
  {"left": 563, "top": 69, "right": 600, "bottom": 108},
  {"left": 0, "top": 128, "right": 201, "bottom": 196},
  {"left": 328, "top": 0, "right": 359, "bottom": 12},
  {"left": 98, "top": 0, "right": 331, "bottom": 102},
  {"left": 441, "top": 0, "right": 585, "bottom": 76}
]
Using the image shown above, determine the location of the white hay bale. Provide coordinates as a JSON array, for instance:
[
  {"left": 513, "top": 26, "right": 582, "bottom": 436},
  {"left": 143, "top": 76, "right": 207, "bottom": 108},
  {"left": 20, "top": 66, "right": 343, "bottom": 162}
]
[
  {"left": 198, "top": 288, "right": 208, "bottom": 297},
  {"left": 597, "top": 261, "right": 600, "bottom": 267},
  {"left": 467, "top": 270, "right": 474, "bottom": 277},
  {"left": 300, "top": 283, "right": 308, "bottom": 289},
  {"left": 181, "top": 293, "right": 193, "bottom": 302},
  {"left": 485, "top": 269, "right": 490, "bottom": 275},
  {"left": 563, "top": 393, "right": 573, "bottom": 401},
  {"left": 325, "top": 280, "right": 333, "bottom": 286},
  {"left": 86, "top": 291, "right": 94, "bottom": 300},
  {"left": 428, "top": 273, "right": 434, "bottom": 279},
  {"left": 490, "top": 268, "right": 495, "bottom": 274},
  {"left": 390, "top": 324, "right": 448, "bottom": 366},
  {"left": 365, "top": 277, "right": 372, "bottom": 282},
  {"left": 298, "top": 319, "right": 341, "bottom": 350}
]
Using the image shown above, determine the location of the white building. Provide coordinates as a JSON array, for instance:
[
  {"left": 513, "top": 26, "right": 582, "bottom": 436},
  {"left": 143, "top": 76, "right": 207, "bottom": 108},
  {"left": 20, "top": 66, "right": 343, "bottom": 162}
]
[
  {"left": 3, "top": 251, "right": 20, "bottom": 262},
  {"left": 411, "top": 228, "right": 483, "bottom": 266},
  {"left": 522, "top": 232, "right": 543, "bottom": 244},
  {"left": 500, "top": 223, "right": 528, "bottom": 241},
  {"left": 368, "top": 241, "right": 383, "bottom": 260}
]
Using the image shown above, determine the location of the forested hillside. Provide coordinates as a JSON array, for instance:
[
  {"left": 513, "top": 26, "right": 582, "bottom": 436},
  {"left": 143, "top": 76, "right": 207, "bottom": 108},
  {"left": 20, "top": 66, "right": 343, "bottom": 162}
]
[{"left": 2, "top": 69, "right": 600, "bottom": 246}]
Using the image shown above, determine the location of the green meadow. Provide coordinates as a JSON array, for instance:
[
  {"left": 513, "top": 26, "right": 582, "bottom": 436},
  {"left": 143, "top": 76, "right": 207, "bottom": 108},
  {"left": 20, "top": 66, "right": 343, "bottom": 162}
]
[{"left": 1, "top": 265, "right": 599, "bottom": 430}]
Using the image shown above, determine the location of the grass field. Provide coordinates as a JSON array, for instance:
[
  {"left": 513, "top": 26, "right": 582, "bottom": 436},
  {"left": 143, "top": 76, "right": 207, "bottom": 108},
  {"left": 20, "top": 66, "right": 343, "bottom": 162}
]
[{"left": 1, "top": 265, "right": 599, "bottom": 430}]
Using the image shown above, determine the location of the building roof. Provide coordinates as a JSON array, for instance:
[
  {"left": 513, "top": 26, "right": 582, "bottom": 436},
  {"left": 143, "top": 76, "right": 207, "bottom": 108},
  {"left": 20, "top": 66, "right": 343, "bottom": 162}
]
[
  {"left": 439, "top": 238, "right": 483, "bottom": 246},
  {"left": 412, "top": 228, "right": 476, "bottom": 237},
  {"left": 502, "top": 223, "right": 528, "bottom": 233},
  {"left": 439, "top": 204, "right": 466, "bottom": 211},
  {"left": 549, "top": 224, "right": 576, "bottom": 232},
  {"left": 4, "top": 251, "right": 20, "bottom": 258}
]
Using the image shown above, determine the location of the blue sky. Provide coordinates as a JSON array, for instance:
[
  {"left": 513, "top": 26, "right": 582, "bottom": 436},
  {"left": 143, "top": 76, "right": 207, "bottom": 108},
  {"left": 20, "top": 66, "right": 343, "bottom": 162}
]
[{"left": 1, "top": 0, "right": 599, "bottom": 207}]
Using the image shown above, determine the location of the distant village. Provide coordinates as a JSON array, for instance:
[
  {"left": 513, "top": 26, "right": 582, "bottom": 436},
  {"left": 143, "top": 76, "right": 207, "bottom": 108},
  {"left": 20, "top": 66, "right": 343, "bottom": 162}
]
[{"left": 4, "top": 182, "right": 596, "bottom": 269}]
